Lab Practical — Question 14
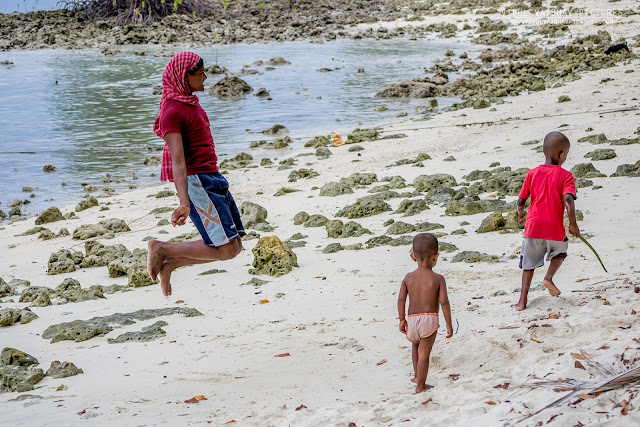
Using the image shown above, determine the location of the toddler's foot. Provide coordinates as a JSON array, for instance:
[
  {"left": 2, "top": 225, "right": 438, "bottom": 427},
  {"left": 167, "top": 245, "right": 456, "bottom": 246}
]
[
  {"left": 415, "top": 383, "right": 434, "bottom": 394},
  {"left": 147, "top": 240, "right": 164, "bottom": 281},
  {"left": 543, "top": 279, "right": 561, "bottom": 297},
  {"left": 159, "top": 264, "right": 172, "bottom": 296}
]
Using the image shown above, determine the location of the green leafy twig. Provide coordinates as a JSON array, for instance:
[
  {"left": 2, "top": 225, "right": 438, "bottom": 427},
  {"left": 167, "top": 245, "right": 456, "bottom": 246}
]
[{"left": 578, "top": 234, "right": 607, "bottom": 273}]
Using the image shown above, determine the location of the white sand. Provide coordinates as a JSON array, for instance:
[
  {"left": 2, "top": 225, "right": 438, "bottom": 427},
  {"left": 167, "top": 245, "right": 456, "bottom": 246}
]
[{"left": 2, "top": 3, "right": 640, "bottom": 425}]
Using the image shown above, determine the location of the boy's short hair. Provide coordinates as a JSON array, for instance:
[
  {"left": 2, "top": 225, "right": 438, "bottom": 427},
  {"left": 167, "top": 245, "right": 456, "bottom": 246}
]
[
  {"left": 413, "top": 233, "right": 439, "bottom": 260},
  {"left": 543, "top": 131, "right": 570, "bottom": 156}
]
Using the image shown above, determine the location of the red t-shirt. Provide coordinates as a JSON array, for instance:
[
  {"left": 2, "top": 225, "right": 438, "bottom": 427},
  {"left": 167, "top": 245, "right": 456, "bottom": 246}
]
[
  {"left": 518, "top": 165, "right": 577, "bottom": 241},
  {"left": 158, "top": 99, "right": 218, "bottom": 179}
]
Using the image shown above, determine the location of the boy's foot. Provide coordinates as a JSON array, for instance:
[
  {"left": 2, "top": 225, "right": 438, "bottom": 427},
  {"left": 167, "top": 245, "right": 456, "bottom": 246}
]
[
  {"left": 411, "top": 377, "right": 418, "bottom": 384},
  {"left": 543, "top": 279, "right": 561, "bottom": 297},
  {"left": 147, "top": 240, "right": 164, "bottom": 281},
  {"left": 515, "top": 302, "right": 527, "bottom": 311},
  {"left": 159, "top": 264, "right": 172, "bottom": 296},
  {"left": 415, "top": 383, "right": 434, "bottom": 394}
]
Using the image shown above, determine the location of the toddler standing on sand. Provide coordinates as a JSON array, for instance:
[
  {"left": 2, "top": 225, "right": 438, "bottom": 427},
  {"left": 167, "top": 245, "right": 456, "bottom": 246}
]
[
  {"left": 398, "top": 233, "right": 453, "bottom": 393},
  {"left": 515, "top": 131, "right": 580, "bottom": 311}
]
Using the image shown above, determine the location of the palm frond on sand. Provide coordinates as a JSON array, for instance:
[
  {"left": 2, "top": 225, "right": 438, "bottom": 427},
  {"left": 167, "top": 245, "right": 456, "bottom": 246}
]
[{"left": 514, "top": 350, "right": 640, "bottom": 423}]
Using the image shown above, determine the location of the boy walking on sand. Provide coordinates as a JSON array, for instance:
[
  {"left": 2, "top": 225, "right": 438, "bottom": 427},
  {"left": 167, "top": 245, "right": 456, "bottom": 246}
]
[
  {"left": 515, "top": 131, "right": 580, "bottom": 311},
  {"left": 398, "top": 233, "right": 453, "bottom": 393}
]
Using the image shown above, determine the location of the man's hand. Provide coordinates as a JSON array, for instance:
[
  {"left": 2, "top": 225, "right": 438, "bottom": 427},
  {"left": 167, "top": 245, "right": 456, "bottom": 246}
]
[
  {"left": 399, "top": 319, "right": 407, "bottom": 334},
  {"left": 446, "top": 323, "right": 453, "bottom": 338},
  {"left": 171, "top": 204, "right": 190, "bottom": 227},
  {"left": 569, "top": 223, "right": 580, "bottom": 237},
  {"left": 518, "top": 212, "right": 526, "bottom": 225}
]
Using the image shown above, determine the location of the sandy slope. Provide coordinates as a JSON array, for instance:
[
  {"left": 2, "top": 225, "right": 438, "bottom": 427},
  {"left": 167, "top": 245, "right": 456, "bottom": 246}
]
[{"left": 2, "top": 5, "right": 640, "bottom": 427}]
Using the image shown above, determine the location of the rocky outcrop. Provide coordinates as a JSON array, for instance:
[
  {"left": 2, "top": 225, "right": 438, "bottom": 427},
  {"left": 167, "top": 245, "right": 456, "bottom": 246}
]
[
  {"left": 35, "top": 207, "right": 63, "bottom": 225},
  {"left": 209, "top": 76, "right": 253, "bottom": 98},
  {"left": 249, "top": 236, "right": 298, "bottom": 277}
]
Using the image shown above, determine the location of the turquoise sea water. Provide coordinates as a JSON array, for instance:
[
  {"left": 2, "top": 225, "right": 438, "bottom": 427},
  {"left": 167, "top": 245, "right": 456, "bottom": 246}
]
[{"left": 0, "top": 38, "right": 475, "bottom": 215}]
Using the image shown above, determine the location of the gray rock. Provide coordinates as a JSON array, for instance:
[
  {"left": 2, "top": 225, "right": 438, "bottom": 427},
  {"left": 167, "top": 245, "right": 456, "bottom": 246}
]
[
  {"left": 209, "top": 76, "right": 253, "bottom": 98},
  {"left": 0, "top": 365, "right": 45, "bottom": 392},
  {"left": 240, "top": 201, "right": 269, "bottom": 229},
  {"left": 339, "top": 172, "right": 377, "bottom": 188},
  {"left": 316, "top": 147, "right": 332, "bottom": 158},
  {"left": 346, "top": 128, "right": 380, "bottom": 144},
  {"left": 325, "top": 220, "right": 371, "bottom": 238},
  {"left": 336, "top": 196, "right": 392, "bottom": 219},
  {"left": 35, "top": 207, "right": 63, "bottom": 225},
  {"left": 577, "top": 133, "right": 607, "bottom": 144},
  {"left": 288, "top": 168, "right": 319, "bottom": 182},
  {"left": 261, "top": 124, "right": 288, "bottom": 136},
  {"left": 0, "top": 348, "right": 38, "bottom": 367},
  {"left": 571, "top": 163, "right": 600, "bottom": 178},
  {"left": 0, "top": 308, "right": 38, "bottom": 327},
  {"left": 322, "top": 243, "right": 344, "bottom": 254},
  {"left": 75, "top": 197, "right": 99, "bottom": 212},
  {"left": 387, "top": 221, "right": 444, "bottom": 235},
  {"left": 72, "top": 219, "right": 130, "bottom": 240},
  {"left": 293, "top": 211, "right": 310, "bottom": 225},
  {"left": 45, "top": 361, "right": 83, "bottom": 378},
  {"left": 305, "top": 135, "right": 330, "bottom": 148},
  {"left": 303, "top": 214, "right": 329, "bottom": 227},
  {"left": 0, "top": 278, "right": 14, "bottom": 298},
  {"left": 249, "top": 236, "right": 298, "bottom": 277},
  {"left": 319, "top": 182, "right": 354, "bottom": 197},
  {"left": 584, "top": 149, "right": 616, "bottom": 161},
  {"left": 365, "top": 235, "right": 413, "bottom": 248},
  {"left": 451, "top": 251, "right": 499, "bottom": 263},
  {"left": 81, "top": 242, "right": 130, "bottom": 268},
  {"left": 394, "top": 199, "right": 429, "bottom": 216},
  {"left": 42, "top": 307, "right": 202, "bottom": 343},
  {"left": 47, "top": 249, "right": 83, "bottom": 275},
  {"left": 108, "top": 321, "right": 167, "bottom": 344},
  {"left": 414, "top": 174, "right": 457, "bottom": 192}
]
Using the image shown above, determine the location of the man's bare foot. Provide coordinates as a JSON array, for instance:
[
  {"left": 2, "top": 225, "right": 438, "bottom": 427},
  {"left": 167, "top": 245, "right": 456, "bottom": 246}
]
[
  {"left": 147, "top": 240, "right": 165, "bottom": 281},
  {"left": 415, "top": 383, "right": 434, "bottom": 394},
  {"left": 159, "top": 264, "right": 172, "bottom": 296},
  {"left": 543, "top": 279, "right": 561, "bottom": 297},
  {"left": 515, "top": 302, "right": 527, "bottom": 311}
]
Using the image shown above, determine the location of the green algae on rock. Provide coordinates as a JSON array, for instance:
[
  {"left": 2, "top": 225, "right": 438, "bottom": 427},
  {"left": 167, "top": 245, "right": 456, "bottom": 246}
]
[
  {"left": 325, "top": 220, "right": 371, "bottom": 238},
  {"left": 0, "top": 308, "right": 38, "bottom": 327},
  {"left": 319, "top": 182, "right": 354, "bottom": 197},
  {"left": 339, "top": 172, "right": 378, "bottom": 188},
  {"left": 288, "top": 168, "right": 320, "bottom": 182},
  {"left": 47, "top": 249, "right": 84, "bottom": 275},
  {"left": 108, "top": 321, "right": 168, "bottom": 344},
  {"left": 42, "top": 307, "right": 202, "bottom": 343},
  {"left": 0, "top": 365, "right": 45, "bottom": 392},
  {"left": 387, "top": 221, "right": 444, "bottom": 235},
  {"left": 75, "top": 196, "right": 99, "bottom": 212},
  {"left": 394, "top": 199, "right": 429, "bottom": 217},
  {"left": 413, "top": 174, "right": 457, "bottom": 192},
  {"left": 451, "top": 251, "right": 499, "bottom": 263},
  {"left": 584, "top": 149, "right": 616, "bottom": 161},
  {"left": 72, "top": 219, "right": 130, "bottom": 240},
  {"left": 249, "top": 236, "right": 298, "bottom": 277},
  {"left": 1, "top": 348, "right": 38, "bottom": 367},
  {"left": 35, "top": 207, "right": 63, "bottom": 225}
]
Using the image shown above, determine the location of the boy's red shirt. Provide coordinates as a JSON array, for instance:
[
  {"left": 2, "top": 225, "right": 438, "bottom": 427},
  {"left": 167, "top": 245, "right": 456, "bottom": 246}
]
[
  {"left": 518, "top": 165, "right": 577, "bottom": 242},
  {"left": 158, "top": 99, "right": 218, "bottom": 181}
]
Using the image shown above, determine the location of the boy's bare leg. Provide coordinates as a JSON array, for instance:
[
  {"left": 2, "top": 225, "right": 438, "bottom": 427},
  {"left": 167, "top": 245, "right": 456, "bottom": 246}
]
[
  {"left": 543, "top": 256, "right": 564, "bottom": 297},
  {"left": 151, "top": 239, "right": 243, "bottom": 296},
  {"left": 415, "top": 334, "right": 437, "bottom": 393},
  {"left": 148, "top": 239, "right": 242, "bottom": 281},
  {"left": 516, "top": 269, "right": 535, "bottom": 311},
  {"left": 411, "top": 342, "right": 419, "bottom": 383}
]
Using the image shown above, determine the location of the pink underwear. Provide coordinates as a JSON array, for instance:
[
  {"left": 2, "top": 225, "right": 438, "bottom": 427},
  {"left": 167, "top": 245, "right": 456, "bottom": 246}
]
[{"left": 405, "top": 313, "right": 439, "bottom": 343}]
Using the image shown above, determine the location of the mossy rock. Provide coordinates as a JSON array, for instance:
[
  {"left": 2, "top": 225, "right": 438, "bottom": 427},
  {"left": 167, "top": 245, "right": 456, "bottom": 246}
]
[
  {"left": 558, "top": 95, "right": 571, "bottom": 102},
  {"left": 304, "top": 135, "right": 330, "bottom": 148},
  {"left": 249, "top": 236, "right": 298, "bottom": 277},
  {"left": 570, "top": 163, "right": 600, "bottom": 178},
  {"left": 240, "top": 201, "right": 269, "bottom": 228},
  {"left": 325, "top": 220, "right": 371, "bottom": 238},
  {"left": 336, "top": 196, "right": 392, "bottom": 219},
  {"left": 451, "top": 251, "right": 499, "bottom": 263},
  {"left": 35, "top": 207, "right": 63, "bottom": 225},
  {"left": 577, "top": 133, "right": 608, "bottom": 144},
  {"left": 584, "top": 149, "right": 616, "bottom": 161},
  {"left": 322, "top": 243, "right": 344, "bottom": 254},
  {"left": 75, "top": 197, "right": 99, "bottom": 212},
  {"left": 288, "top": 168, "right": 319, "bottom": 182},
  {"left": 47, "top": 249, "right": 83, "bottom": 275},
  {"left": 394, "top": 199, "right": 429, "bottom": 217},
  {"left": 293, "top": 211, "right": 310, "bottom": 225},
  {"left": 0, "top": 308, "right": 38, "bottom": 327},
  {"left": 319, "top": 182, "right": 354, "bottom": 197},
  {"left": 463, "top": 170, "right": 492, "bottom": 181},
  {"left": 72, "top": 219, "right": 130, "bottom": 240},
  {"left": 46, "top": 361, "right": 83, "bottom": 378},
  {"left": 476, "top": 211, "right": 506, "bottom": 233},
  {"left": 413, "top": 174, "right": 457, "bottom": 192},
  {"left": 339, "top": 172, "right": 378, "bottom": 188}
]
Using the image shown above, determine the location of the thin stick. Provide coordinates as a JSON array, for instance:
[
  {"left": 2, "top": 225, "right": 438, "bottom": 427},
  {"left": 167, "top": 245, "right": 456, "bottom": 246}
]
[{"left": 578, "top": 235, "right": 608, "bottom": 273}]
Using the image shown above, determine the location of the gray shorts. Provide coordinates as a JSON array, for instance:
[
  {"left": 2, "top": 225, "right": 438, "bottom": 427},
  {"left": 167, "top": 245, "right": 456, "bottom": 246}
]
[{"left": 519, "top": 237, "right": 568, "bottom": 270}]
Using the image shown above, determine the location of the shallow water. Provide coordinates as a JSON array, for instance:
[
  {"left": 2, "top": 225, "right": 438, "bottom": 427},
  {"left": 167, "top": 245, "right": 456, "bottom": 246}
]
[
  {"left": 0, "top": 0, "right": 61, "bottom": 14},
  {"left": 0, "top": 38, "right": 475, "bottom": 215}
]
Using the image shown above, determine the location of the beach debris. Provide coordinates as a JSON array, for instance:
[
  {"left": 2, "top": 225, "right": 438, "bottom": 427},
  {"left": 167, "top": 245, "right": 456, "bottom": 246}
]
[
  {"left": 376, "top": 359, "right": 387, "bottom": 366},
  {"left": 578, "top": 235, "right": 608, "bottom": 273},
  {"left": 259, "top": 299, "right": 269, "bottom": 304},
  {"left": 0, "top": 307, "right": 38, "bottom": 327},
  {"left": 274, "top": 353, "right": 290, "bottom": 357},
  {"left": 42, "top": 307, "right": 202, "bottom": 343},
  {"left": 295, "top": 404, "right": 307, "bottom": 411},
  {"left": 249, "top": 236, "right": 299, "bottom": 277},
  {"left": 332, "top": 133, "right": 345, "bottom": 146},
  {"left": 35, "top": 206, "right": 63, "bottom": 225},
  {"left": 319, "top": 182, "right": 354, "bottom": 197},
  {"left": 46, "top": 361, "right": 83, "bottom": 378}
]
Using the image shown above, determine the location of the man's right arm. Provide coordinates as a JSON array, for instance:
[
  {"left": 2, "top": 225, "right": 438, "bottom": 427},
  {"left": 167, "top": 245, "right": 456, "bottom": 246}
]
[{"left": 165, "top": 132, "right": 190, "bottom": 226}]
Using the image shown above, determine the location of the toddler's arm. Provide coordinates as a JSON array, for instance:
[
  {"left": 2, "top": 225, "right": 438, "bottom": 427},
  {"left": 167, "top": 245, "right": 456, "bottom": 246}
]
[
  {"left": 438, "top": 278, "right": 453, "bottom": 338},
  {"left": 564, "top": 193, "right": 580, "bottom": 237},
  {"left": 397, "top": 279, "right": 408, "bottom": 333}
]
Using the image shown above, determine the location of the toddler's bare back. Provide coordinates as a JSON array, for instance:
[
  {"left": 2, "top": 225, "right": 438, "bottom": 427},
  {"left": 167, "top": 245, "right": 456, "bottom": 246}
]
[{"left": 404, "top": 269, "right": 443, "bottom": 315}]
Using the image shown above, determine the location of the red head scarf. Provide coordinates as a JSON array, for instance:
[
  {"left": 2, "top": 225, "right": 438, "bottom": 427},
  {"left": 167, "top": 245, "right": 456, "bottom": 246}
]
[{"left": 153, "top": 51, "right": 202, "bottom": 181}]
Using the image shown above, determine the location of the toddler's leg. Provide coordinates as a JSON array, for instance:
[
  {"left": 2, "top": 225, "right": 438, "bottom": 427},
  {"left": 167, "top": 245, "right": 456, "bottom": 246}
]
[
  {"left": 543, "top": 256, "right": 564, "bottom": 297},
  {"left": 415, "top": 334, "right": 437, "bottom": 393},
  {"left": 411, "top": 342, "right": 419, "bottom": 383},
  {"left": 516, "top": 269, "right": 534, "bottom": 311}
]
